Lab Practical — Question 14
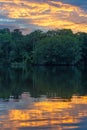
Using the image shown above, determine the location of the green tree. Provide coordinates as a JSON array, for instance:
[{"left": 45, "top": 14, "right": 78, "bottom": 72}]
[
  {"left": 33, "top": 34, "right": 81, "bottom": 65},
  {"left": 76, "top": 32, "right": 87, "bottom": 65}
]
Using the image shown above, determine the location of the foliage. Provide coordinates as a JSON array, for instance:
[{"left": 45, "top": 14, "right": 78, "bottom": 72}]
[
  {"left": 33, "top": 34, "right": 81, "bottom": 65},
  {"left": 0, "top": 28, "right": 87, "bottom": 67}
]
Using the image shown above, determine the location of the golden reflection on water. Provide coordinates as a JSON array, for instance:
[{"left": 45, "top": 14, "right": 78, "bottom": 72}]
[{"left": 0, "top": 95, "right": 87, "bottom": 129}]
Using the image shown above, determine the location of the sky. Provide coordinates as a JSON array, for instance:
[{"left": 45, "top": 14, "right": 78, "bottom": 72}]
[{"left": 0, "top": 0, "right": 87, "bottom": 34}]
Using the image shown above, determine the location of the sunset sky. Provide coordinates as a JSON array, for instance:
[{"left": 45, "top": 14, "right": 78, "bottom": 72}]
[{"left": 0, "top": 0, "right": 87, "bottom": 34}]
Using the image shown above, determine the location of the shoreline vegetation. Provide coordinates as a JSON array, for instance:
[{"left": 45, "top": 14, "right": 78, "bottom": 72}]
[{"left": 0, "top": 28, "right": 87, "bottom": 68}]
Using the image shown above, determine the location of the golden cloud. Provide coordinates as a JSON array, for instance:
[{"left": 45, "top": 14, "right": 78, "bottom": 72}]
[{"left": 0, "top": 0, "right": 87, "bottom": 33}]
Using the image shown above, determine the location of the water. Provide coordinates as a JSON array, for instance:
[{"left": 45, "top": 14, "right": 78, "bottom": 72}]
[{"left": 0, "top": 67, "right": 87, "bottom": 130}]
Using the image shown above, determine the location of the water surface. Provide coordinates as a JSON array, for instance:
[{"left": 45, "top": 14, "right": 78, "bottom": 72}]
[{"left": 0, "top": 67, "right": 87, "bottom": 130}]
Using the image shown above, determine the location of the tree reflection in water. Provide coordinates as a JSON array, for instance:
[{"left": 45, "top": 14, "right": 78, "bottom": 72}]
[{"left": 0, "top": 67, "right": 87, "bottom": 129}]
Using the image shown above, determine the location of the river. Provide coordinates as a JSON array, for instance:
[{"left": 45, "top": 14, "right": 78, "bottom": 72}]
[{"left": 0, "top": 67, "right": 87, "bottom": 130}]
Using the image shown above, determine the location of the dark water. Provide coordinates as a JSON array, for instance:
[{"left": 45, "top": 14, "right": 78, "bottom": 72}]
[{"left": 0, "top": 67, "right": 87, "bottom": 130}]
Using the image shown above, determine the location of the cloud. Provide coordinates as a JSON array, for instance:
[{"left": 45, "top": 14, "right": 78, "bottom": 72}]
[{"left": 0, "top": 0, "right": 87, "bottom": 33}]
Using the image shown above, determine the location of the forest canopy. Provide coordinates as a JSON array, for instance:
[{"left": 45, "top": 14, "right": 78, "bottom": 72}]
[{"left": 0, "top": 28, "right": 87, "bottom": 67}]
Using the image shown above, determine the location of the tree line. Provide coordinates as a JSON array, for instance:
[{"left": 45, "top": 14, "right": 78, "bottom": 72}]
[{"left": 0, "top": 28, "right": 87, "bottom": 67}]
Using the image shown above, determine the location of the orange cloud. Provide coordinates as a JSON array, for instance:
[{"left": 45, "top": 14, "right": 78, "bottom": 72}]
[{"left": 0, "top": 0, "right": 87, "bottom": 33}]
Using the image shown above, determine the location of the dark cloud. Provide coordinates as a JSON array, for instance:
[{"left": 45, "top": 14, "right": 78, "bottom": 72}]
[{"left": 58, "top": 0, "right": 87, "bottom": 10}]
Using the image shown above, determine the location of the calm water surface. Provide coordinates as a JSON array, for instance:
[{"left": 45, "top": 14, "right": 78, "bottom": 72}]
[{"left": 0, "top": 67, "right": 87, "bottom": 130}]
